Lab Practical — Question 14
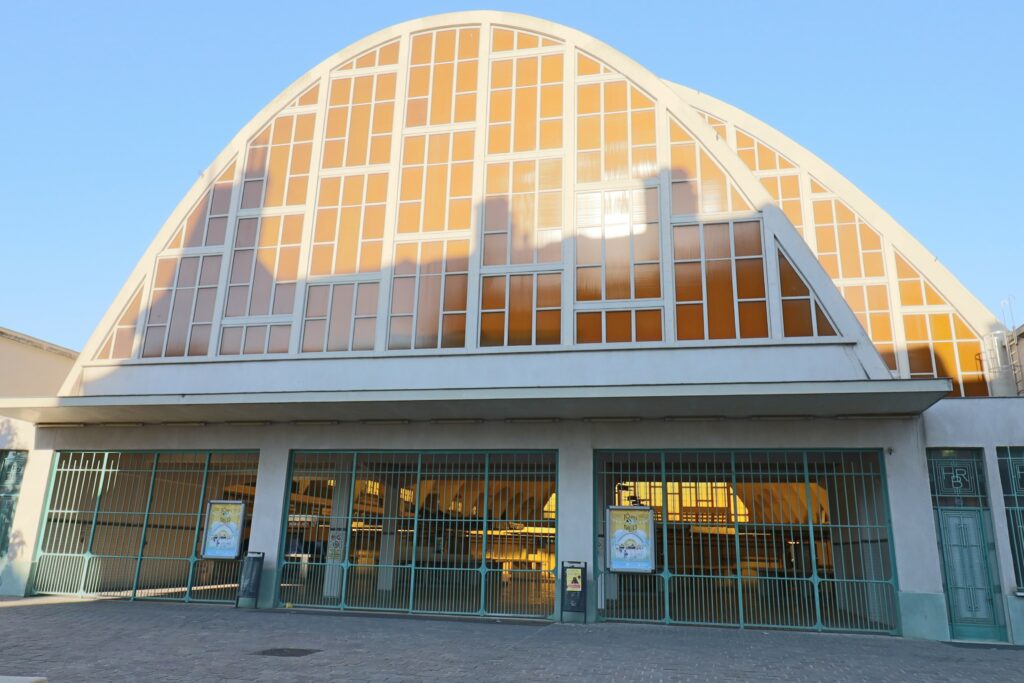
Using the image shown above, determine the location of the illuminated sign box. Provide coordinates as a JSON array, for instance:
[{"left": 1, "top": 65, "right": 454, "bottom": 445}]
[
  {"left": 606, "top": 506, "right": 655, "bottom": 573},
  {"left": 202, "top": 499, "right": 246, "bottom": 560}
]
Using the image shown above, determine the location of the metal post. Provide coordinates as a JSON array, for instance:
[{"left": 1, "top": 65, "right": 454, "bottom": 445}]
[
  {"left": 407, "top": 453, "right": 423, "bottom": 613},
  {"left": 660, "top": 451, "right": 671, "bottom": 623},
  {"left": 339, "top": 452, "right": 360, "bottom": 609},
  {"left": 731, "top": 451, "right": 744, "bottom": 628},
  {"left": 183, "top": 452, "right": 212, "bottom": 602},
  {"left": 130, "top": 454, "right": 159, "bottom": 599},
  {"left": 79, "top": 452, "right": 110, "bottom": 596},
  {"left": 803, "top": 452, "right": 822, "bottom": 630},
  {"left": 478, "top": 453, "right": 490, "bottom": 616}
]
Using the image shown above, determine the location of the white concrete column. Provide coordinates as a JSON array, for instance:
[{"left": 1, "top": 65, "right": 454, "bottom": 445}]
[
  {"left": 248, "top": 442, "right": 290, "bottom": 608},
  {"left": 0, "top": 448, "right": 55, "bottom": 596},
  {"left": 884, "top": 420, "right": 950, "bottom": 640},
  {"left": 555, "top": 431, "right": 594, "bottom": 620}
]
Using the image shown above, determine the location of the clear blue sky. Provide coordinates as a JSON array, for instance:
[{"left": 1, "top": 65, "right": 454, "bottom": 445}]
[{"left": 1, "top": 1, "right": 1021, "bottom": 350}]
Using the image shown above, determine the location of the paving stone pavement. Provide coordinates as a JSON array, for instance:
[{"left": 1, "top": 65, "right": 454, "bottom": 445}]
[{"left": 0, "top": 596, "right": 1021, "bottom": 682}]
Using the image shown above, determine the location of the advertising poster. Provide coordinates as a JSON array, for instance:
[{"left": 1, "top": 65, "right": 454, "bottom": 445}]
[
  {"left": 565, "top": 567, "right": 582, "bottom": 592},
  {"left": 202, "top": 500, "right": 246, "bottom": 559},
  {"left": 606, "top": 506, "right": 655, "bottom": 573}
]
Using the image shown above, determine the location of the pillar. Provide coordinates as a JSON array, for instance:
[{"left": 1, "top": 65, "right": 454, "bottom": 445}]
[
  {"left": 0, "top": 448, "right": 55, "bottom": 596},
  {"left": 885, "top": 421, "right": 950, "bottom": 640},
  {"left": 248, "top": 443, "right": 290, "bottom": 608},
  {"left": 556, "top": 434, "right": 595, "bottom": 621}
]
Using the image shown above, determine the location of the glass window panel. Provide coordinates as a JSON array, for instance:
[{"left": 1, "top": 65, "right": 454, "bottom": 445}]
[
  {"left": 576, "top": 312, "right": 602, "bottom": 344},
  {"left": 738, "top": 301, "right": 769, "bottom": 338},
  {"left": 635, "top": 309, "right": 662, "bottom": 342},
  {"left": 606, "top": 310, "right": 632, "bottom": 343},
  {"left": 782, "top": 300, "right": 813, "bottom": 337},
  {"left": 705, "top": 260, "right": 736, "bottom": 339}
]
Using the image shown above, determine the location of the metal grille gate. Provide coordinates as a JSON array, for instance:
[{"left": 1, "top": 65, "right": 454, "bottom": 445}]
[
  {"left": 278, "top": 451, "right": 557, "bottom": 617},
  {"left": 596, "top": 450, "right": 899, "bottom": 633},
  {"left": 32, "top": 451, "right": 258, "bottom": 601}
]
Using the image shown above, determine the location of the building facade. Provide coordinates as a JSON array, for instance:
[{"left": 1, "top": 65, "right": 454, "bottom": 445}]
[
  {"left": 0, "top": 327, "right": 76, "bottom": 593},
  {"left": 2, "top": 12, "right": 1023, "bottom": 643}
]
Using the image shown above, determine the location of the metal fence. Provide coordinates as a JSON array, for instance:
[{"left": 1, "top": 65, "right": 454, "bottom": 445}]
[
  {"left": 278, "top": 450, "right": 557, "bottom": 618},
  {"left": 595, "top": 450, "right": 899, "bottom": 634},
  {"left": 32, "top": 451, "right": 258, "bottom": 601}
]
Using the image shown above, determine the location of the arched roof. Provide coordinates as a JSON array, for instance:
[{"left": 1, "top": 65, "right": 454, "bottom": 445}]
[{"left": 60, "top": 10, "right": 990, "bottom": 402}]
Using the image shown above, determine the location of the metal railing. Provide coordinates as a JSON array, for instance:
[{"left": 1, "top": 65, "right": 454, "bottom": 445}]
[
  {"left": 278, "top": 450, "right": 557, "bottom": 618},
  {"left": 32, "top": 451, "right": 258, "bottom": 602},
  {"left": 595, "top": 450, "right": 899, "bottom": 634}
]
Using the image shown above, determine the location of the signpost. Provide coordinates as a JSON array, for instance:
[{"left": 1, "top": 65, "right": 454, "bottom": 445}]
[
  {"left": 560, "top": 561, "right": 587, "bottom": 622},
  {"left": 606, "top": 506, "right": 655, "bottom": 573},
  {"left": 201, "top": 499, "right": 246, "bottom": 560}
]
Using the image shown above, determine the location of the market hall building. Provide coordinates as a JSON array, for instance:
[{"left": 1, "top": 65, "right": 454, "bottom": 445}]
[{"left": 2, "top": 11, "right": 1024, "bottom": 643}]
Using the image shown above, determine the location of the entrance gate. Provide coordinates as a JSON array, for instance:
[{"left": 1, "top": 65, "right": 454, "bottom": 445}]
[
  {"left": 32, "top": 451, "right": 258, "bottom": 601},
  {"left": 278, "top": 451, "right": 557, "bottom": 617},
  {"left": 926, "top": 449, "right": 1007, "bottom": 641},
  {"left": 595, "top": 450, "right": 899, "bottom": 634}
]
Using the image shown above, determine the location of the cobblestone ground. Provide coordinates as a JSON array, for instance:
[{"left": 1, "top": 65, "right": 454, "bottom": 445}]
[{"left": 0, "top": 597, "right": 1021, "bottom": 682}]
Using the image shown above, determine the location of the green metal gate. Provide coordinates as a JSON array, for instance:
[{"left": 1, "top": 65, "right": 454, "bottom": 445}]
[
  {"left": 278, "top": 451, "right": 557, "bottom": 617},
  {"left": 595, "top": 450, "right": 899, "bottom": 633},
  {"left": 927, "top": 448, "right": 1007, "bottom": 641},
  {"left": 32, "top": 451, "right": 258, "bottom": 601}
]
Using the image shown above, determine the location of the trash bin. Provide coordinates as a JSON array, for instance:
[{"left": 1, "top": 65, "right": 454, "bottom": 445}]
[{"left": 236, "top": 551, "right": 264, "bottom": 608}]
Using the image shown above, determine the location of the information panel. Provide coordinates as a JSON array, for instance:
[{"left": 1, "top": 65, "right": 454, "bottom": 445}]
[
  {"left": 202, "top": 499, "right": 246, "bottom": 559},
  {"left": 606, "top": 506, "right": 655, "bottom": 573}
]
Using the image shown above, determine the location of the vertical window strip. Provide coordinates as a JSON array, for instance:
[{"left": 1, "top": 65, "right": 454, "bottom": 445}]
[
  {"left": 479, "top": 272, "right": 562, "bottom": 347},
  {"left": 777, "top": 248, "right": 836, "bottom": 338},
  {"left": 407, "top": 28, "right": 480, "bottom": 128},
  {"left": 577, "top": 79, "right": 656, "bottom": 183},
  {"left": 311, "top": 172, "right": 388, "bottom": 276},
  {"left": 672, "top": 221, "right": 769, "bottom": 341},
  {"left": 224, "top": 214, "right": 302, "bottom": 319},
  {"left": 841, "top": 284, "right": 897, "bottom": 370},
  {"left": 397, "top": 131, "right": 475, "bottom": 233},
  {"left": 301, "top": 282, "right": 379, "bottom": 353},
  {"left": 575, "top": 188, "right": 661, "bottom": 303},
  {"left": 487, "top": 52, "right": 564, "bottom": 155},
  {"left": 388, "top": 239, "right": 469, "bottom": 350},
  {"left": 142, "top": 254, "right": 224, "bottom": 358},
  {"left": 896, "top": 253, "right": 987, "bottom": 396},
  {"left": 669, "top": 120, "right": 751, "bottom": 216},
  {"left": 482, "top": 158, "right": 562, "bottom": 266},
  {"left": 323, "top": 71, "right": 396, "bottom": 169},
  {"left": 241, "top": 111, "right": 316, "bottom": 210},
  {"left": 95, "top": 285, "right": 144, "bottom": 360}
]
